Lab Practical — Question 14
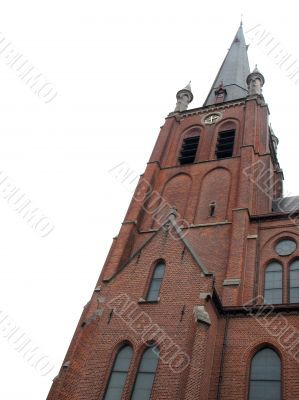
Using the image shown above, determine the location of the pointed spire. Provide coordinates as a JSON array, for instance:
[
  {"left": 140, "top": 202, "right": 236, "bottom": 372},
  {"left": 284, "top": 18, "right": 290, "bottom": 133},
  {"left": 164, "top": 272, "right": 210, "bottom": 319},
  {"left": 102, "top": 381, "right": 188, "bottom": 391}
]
[{"left": 203, "top": 25, "right": 250, "bottom": 106}]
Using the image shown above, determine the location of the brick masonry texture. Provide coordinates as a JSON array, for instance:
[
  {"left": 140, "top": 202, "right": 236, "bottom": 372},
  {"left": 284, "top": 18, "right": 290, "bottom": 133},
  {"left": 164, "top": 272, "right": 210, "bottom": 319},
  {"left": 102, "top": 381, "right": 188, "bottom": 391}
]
[{"left": 47, "top": 92, "right": 299, "bottom": 399}]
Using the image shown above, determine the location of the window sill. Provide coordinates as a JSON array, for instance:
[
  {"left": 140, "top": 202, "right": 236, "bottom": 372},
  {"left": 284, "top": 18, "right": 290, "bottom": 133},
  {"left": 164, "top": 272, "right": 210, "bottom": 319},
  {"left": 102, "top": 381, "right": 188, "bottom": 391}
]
[{"left": 138, "top": 298, "right": 160, "bottom": 304}]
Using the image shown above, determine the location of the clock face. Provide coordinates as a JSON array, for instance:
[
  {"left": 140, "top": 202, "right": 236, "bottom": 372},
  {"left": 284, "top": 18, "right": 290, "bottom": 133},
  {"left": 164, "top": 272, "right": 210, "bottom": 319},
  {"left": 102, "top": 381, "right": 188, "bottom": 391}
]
[
  {"left": 275, "top": 239, "right": 297, "bottom": 256},
  {"left": 204, "top": 113, "right": 221, "bottom": 125}
]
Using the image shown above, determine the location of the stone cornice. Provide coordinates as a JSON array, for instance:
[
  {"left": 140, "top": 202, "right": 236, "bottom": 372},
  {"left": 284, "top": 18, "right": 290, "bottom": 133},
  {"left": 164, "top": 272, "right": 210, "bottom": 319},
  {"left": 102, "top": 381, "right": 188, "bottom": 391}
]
[
  {"left": 167, "top": 96, "right": 269, "bottom": 120},
  {"left": 210, "top": 289, "right": 299, "bottom": 317},
  {"left": 168, "top": 99, "right": 246, "bottom": 120}
]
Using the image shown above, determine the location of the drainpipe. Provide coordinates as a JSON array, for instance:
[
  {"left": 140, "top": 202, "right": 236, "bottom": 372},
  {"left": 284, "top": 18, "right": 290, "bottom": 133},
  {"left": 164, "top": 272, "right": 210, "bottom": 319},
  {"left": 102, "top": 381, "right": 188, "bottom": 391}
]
[
  {"left": 253, "top": 220, "right": 261, "bottom": 301},
  {"left": 216, "top": 316, "right": 229, "bottom": 400}
]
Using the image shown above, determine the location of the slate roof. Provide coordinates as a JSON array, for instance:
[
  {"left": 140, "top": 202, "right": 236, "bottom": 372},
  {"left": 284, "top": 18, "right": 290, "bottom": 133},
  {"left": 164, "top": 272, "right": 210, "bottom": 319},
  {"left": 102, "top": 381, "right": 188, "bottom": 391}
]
[
  {"left": 272, "top": 196, "right": 299, "bottom": 213},
  {"left": 204, "top": 24, "right": 250, "bottom": 106}
]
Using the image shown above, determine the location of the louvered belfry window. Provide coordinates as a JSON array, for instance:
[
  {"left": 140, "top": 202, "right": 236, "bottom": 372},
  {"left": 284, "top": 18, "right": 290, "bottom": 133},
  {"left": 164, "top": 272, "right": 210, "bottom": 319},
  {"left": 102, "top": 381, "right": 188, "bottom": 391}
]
[
  {"left": 216, "top": 130, "right": 235, "bottom": 159},
  {"left": 179, "top": 136, "right": 200, "bottom": 164}
]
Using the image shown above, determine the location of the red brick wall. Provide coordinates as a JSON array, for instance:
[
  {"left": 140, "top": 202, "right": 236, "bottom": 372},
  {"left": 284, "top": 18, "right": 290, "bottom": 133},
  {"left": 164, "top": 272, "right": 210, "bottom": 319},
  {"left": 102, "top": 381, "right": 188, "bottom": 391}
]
[{"left": 47, "top": 98, "right": 298, "bottom": 400}]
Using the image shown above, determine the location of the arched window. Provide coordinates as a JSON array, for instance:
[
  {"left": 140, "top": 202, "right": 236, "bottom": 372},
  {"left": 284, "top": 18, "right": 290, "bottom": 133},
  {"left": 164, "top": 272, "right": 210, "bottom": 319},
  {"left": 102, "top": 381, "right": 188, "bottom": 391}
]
[
  {"left": 131, "top": 346, "right": 160, "bottom": 400},
  {"left": 179, "top": 133, "right": 200, "bottom": 165},
  {"left": 264, "top": 262, "right": 282, "bottom": 304},
  {"left": 104, "top": 345, "right": 133, "bottom": 400},
  {"left": 249, "top": 347, "right": 281, "bottom": 400},
  {"left": 216, "top": 129, "right": 235, "bottom": 159},
  {"left": 290, "top": 259, "right": 299, "bottom": 303},
  {"left": 146, "top": 262, "right": 165, "bottom": 301}
]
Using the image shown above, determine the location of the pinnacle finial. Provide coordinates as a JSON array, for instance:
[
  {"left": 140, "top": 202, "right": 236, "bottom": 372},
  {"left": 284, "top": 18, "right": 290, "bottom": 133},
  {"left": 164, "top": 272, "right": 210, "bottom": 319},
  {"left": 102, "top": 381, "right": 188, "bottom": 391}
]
[
  {"left": 184, "top": 81, "right": 192, "bottom": 91},
  {"left": 169, "top": 207, "right": 177, "bottom": 217},
  {"left": 253, "top": 64, "right": 259, "bottom": 72}
]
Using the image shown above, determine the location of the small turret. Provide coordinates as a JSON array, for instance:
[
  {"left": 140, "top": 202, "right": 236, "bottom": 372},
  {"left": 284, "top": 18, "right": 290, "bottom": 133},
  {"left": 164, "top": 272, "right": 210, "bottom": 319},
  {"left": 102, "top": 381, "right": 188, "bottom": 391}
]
[
  {"left": 246, "top": 65, "right": 265, "bottom": 96},
  {"left": 270, "top": 124, "right": 279, "bottom": 154},
  {"left": 174, "top": 82, "right": 193, "bottom": 112}
]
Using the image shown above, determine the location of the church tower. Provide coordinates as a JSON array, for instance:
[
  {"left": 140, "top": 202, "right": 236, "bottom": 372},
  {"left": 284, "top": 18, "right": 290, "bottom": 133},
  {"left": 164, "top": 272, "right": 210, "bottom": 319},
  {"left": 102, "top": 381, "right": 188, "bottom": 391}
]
[{"left": 47, "top": 24, "right": 299, "bottom": 400}]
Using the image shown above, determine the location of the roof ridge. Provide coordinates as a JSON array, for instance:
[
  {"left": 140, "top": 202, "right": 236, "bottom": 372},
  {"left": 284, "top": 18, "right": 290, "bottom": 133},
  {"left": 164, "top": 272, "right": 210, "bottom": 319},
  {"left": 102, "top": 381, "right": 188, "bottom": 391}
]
[{"left": 103, "top": 210, "right": 212, "bottom": 282}]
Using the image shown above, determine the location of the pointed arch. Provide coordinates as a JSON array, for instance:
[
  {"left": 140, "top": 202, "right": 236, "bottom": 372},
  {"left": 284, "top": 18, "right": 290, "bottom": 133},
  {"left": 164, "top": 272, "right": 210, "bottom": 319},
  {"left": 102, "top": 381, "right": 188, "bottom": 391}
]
[
  {"left": 215, "top": 119, "right": 239, "bottom": 132},
  {"left": 248, "top": 347, "right": 281, "bottom": 400},
  {"left": 103, "top": 344, "right": 133, "bottom": 400},
  {"left": 146, "top": 260, "right": 166, "bottom": 301},
  {"left": 152, "top": 173, "right": 192, "bottom": 228},
  {"left": 264, "top": 261, "right": 283, "bottom": 304},
  {"left": 177, "top": 125, "right": 202, "bottom": 165},
  {"left": 262, "top": 231, "right": 299, "bottom": 251},
  {"left": 212, "top": 119, "right": 240, "bottom": 159},
  {"left": 195, "top": 167, "right": 231, "bottom": 223},
  {"left": 289, "top": 258, "right": 299, "bottom": 303},
  {"left": 131, "top": 345, "right": 160, "bottom": 400}
]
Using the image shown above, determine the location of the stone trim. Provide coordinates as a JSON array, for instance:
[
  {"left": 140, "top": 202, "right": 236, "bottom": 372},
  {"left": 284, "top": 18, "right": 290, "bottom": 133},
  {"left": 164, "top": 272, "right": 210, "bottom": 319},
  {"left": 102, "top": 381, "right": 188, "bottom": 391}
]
[
  {"left": 193, "top": 305, "right": 211, "bottom": 325},
  {"left": 223, "top": 278, "right": 241, "bottom": 286}
]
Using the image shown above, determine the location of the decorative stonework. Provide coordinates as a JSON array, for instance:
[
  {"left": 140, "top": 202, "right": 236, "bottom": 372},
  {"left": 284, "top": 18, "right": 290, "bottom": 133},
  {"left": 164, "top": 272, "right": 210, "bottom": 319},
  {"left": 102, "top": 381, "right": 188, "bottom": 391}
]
[
  {"left": 223, "top": 278, "right": 241, "bottom": 286},
  {"left": 83, "top": 309, "right": 103, "bottom": 326},
  {"left": 138, "top": 298, "right": 146, "bottom": 303},
  {"left": 176, "top": 100, "right": 246, "bottom": 120},
  {"left": 193, "top": 305, "right": 211, "bottom": 325},
  {"left": 97, "top": 296, "right": 106, "bottom": 304},
  {"left": 202, "top": 112, "right": 222, "bottom": 125},
  {"left": 247, "top": 235, "right": 258, "bottom": 239},
  {"left": 199, "top": 292, "right": 212, "bottom": 300},
  {"left": 62, "top": 361, "right": 70, "bottom": 368}
]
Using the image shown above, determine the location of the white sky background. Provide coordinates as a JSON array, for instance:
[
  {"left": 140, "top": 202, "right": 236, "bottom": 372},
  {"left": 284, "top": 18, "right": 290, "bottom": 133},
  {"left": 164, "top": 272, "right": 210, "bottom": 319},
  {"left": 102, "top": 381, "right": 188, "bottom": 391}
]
[{"left": 0, "top": 1, "right": 298, "bottom": 398}]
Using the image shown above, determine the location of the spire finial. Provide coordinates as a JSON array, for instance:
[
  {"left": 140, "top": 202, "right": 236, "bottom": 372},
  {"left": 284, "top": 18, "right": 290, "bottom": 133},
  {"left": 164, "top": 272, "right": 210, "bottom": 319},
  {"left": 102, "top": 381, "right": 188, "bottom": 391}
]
[{"left": 240, "top": 14, "right": 243, "bottom": 26}]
